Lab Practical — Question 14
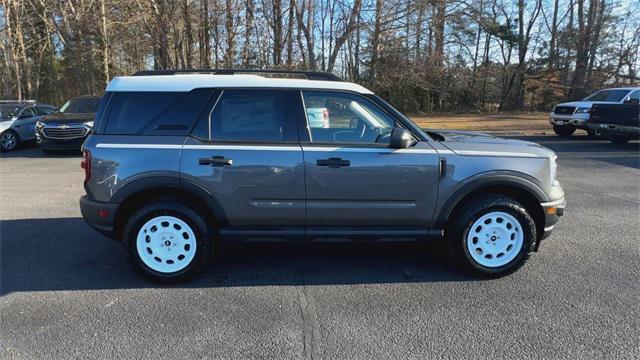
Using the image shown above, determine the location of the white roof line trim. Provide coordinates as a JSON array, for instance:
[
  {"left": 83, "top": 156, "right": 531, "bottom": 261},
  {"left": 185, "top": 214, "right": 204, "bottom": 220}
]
[{"left": 105, "top": 74, "right": 374, "bottom": 94}]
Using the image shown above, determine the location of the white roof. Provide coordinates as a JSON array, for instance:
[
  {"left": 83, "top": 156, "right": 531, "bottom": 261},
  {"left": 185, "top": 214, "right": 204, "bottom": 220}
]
[{"left": 105, "top": 74, "right": 374, "bottom": 94}]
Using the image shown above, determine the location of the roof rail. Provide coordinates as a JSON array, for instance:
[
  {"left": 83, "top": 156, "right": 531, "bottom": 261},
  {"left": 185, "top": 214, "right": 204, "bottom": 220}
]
[{"left": 131, "top": 69, "right": 344, "bottom": 82}]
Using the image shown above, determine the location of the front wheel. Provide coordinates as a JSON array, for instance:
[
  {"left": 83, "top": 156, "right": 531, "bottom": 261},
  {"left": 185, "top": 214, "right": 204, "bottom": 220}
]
[
  {"left": 123, "top": 199, "right": 214, "bottom": 283},
  {"left": 0, "top": 130, "right": 19, "bottom": 152},
  {"left": 447, "top": 195, "right": 537, "bottom": 278},
  {"left": 608, "top": 135, "right": 631, "bottom": 144},
  {"left": 586, "top": 128, "right": 602, "bottom": 139},
  {"left": 553, "top": 125, "right": 575, "bottom": 137}
]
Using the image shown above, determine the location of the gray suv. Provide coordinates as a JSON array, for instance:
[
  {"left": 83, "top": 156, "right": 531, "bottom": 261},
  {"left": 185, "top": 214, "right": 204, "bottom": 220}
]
[{"left": 80, "top": 70, "right": 565, "bottom": 283}]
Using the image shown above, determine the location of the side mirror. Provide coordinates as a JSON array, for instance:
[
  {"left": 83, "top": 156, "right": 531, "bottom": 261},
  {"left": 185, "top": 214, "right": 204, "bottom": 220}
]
[
  {"left": 624, "top": 98, "right": 639, "bottom": 105},
  {"left": 389, "top": 127, "right": 413, "bottom": 149}
]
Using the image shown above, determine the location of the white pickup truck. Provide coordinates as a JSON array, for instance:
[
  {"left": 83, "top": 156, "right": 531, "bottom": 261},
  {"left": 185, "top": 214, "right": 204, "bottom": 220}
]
[{"left": 550, "top": 87, "right": 640, "bottom": 137}]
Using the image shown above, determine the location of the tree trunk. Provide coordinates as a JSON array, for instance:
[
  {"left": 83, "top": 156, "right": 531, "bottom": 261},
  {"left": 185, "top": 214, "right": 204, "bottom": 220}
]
[
  {"left": 183, "top": 0, "right": 194, "bottom": 68},
  {"left": 326, "top": 0, "right": 362, "bottom": 72},
  {"left": 242, "top": 0, "right": 255, "bottom": 66},
  {"left": 433, "top": 0, "right": 446, "bottom": 67},
  {"left": 224, "top": 0, "right": 236, "bottom": 67},
  {"left": 369, "top": 0, "right": 383, "bottom": 82}
]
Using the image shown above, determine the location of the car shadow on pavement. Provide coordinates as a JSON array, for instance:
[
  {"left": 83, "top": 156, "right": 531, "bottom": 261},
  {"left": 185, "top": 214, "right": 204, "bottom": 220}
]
[{"left": 0, "top": 218, "right": 474, "bottom": 295}]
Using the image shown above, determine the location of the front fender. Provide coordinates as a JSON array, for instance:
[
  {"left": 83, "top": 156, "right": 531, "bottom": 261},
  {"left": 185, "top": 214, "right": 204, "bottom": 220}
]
[{"left": 433, "top": 171, "right": 549, "bottom": 229}]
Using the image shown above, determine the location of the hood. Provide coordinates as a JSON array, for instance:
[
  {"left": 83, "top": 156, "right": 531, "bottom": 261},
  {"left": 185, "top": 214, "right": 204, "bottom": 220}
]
[
  {"left": 0, "top": 118, "right": 15, "bottom": 132},
  {"left": 556, "top": 100, "right": 619, "bottom": 108},
  {"left": 40, "top": 112, "right": 95, "bottom": 124},
  {"left": 429, "top": 130, "right": 555, "bottom": 159}
]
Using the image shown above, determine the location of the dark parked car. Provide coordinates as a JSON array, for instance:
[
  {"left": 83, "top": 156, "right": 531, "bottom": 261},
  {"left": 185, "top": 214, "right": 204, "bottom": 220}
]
[
  {"left": 0, "top": 100, "right": 56, "bottom": 151},
  {"left": 80, "top": 69, "right": 565, "bottom": 283},
  {"left": 587, "top": 101, "right": 640, "bottom": 144},
  {"left": 36, "top": 95, "right": 101, "bottom": 152}
]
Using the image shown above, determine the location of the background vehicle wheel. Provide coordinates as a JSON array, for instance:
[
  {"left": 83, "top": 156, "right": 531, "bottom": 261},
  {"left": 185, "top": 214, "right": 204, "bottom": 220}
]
[
  {"left": 586, "top": 128, "right": 602, "bottom": 139},
  {"left": 123, "top": 199, "right": 214, "bottom": 283},
  {"left": 0, "top": 130, "right": 19, "bottom": 152},
  {"left": 447, "top": 195, "right": 537, "bottom": 278},
  {"left": 608, "top": 135, "right": 630, "bottom": 144},
  {"left": 553, "top": 125, "right": 575, "bottom": 137}
]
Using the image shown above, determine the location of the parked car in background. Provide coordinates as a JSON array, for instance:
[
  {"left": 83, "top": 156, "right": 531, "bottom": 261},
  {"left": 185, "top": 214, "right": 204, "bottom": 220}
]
[
  {"left": 0, "top": 100, "right": 56, "bottom": 151},
  {"left": 79, "top": 69, "right": 565, "bottom": 283},
  {"left": 587, "top": 102, "right": 640, "bottom": 144},
  {"left": 36, "top": 95, "right": 101, "bottom": 152},
  {"left": 550, "top": 87, "right": 640, "bottom": 137}
]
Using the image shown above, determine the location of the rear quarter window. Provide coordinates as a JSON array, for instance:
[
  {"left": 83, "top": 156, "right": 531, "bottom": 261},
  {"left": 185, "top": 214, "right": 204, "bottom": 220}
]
[{"left": 103, "top": 89, "right": 213, "bottom": 135}]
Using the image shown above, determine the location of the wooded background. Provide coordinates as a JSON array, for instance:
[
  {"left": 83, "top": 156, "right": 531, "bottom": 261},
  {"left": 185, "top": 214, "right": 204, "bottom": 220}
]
[{"left": 1, "top": 0, "right": 638, "bottom": 112}]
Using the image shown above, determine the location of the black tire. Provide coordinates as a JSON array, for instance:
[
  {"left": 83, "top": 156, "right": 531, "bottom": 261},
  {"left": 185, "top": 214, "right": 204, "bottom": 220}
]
[
  {"left": 608, "top": 135, "right": 630, "bottom": 144},
  {"left": 553, "top": 125, "right": 575, "bottom": 137},
  {"left": 586, "top": 128, "right": 601, "bottom": 139},
  {"left": 0, "top": 130, "right": 20, "bottom": 152},
  {"left": 123, "top": 199, "right": 214, "bottom": 283},
  {"left": 447, "top": 195, "right": 537, "bottom": 278}
]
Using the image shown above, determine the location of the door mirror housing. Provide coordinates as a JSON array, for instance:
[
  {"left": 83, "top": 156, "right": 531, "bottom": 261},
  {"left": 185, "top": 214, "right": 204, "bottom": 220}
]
[
  {"left": 623, "top": 97, "right": 639, "bottom": 105},
  {"left": 389, "top": 127, "right": 413, "bottom": 149}
]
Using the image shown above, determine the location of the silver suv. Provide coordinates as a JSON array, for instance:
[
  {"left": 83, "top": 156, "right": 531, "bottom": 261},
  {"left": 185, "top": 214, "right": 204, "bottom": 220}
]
[{"left": 80, "top": 70, "right": 565, "bottom": 283}]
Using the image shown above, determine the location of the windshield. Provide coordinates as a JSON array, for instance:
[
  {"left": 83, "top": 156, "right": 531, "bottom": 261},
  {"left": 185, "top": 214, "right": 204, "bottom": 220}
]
[
  {"left": 583, "top": 89, "right": 631, "bottom": 102},
  {"left": 59, "top": 98, "right": 101, "bottom": 113},
  {"left": 0, "top": 104, "right": 23, "bottom": 120}
]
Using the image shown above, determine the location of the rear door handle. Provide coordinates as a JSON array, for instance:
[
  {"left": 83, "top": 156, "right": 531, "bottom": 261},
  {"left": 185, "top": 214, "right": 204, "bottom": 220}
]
[
  {"left": 317, "top": 157, "right": 350, "bottom": 168},
  {"left": 199, "top": 156, "right": 232, "bottom": 166}
]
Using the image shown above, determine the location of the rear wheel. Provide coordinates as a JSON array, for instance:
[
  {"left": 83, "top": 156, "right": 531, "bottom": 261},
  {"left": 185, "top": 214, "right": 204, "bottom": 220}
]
[
  {"left": 0, "top": 130, "right": 19, "bottom": 152},
  {"left": 123, "top": 199, "right": 214, "bottom": 283},
  {"left": 447, "top": 195, "right": 537, "bottom": 278},
  {"left": 553, "top": 125, "right": 575, "bottom": 137}
]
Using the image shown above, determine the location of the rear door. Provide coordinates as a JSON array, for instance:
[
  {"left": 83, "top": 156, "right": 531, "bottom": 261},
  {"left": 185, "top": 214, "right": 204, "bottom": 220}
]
[
  {"left": 180, "top": 89, "right": 306, "bottom": 241},
  {"left": 299, "top": 90, "right": 440, "bottom": 240}
]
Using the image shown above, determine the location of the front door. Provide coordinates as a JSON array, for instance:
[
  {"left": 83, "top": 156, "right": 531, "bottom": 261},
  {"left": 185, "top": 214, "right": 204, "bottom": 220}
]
[
  {"left": 299, "top": 90, "right": 440, "bottom": 240},
  {"left": 180, "top": 89, "right": 306, "bottom": 241},
  {"left": 15, "top": 106, "right": 39, "bottom": 140}
]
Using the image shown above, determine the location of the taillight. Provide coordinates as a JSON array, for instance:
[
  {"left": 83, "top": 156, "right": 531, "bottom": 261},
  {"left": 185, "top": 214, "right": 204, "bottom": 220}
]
[{"left": 81, "top": 150, "right": 91, "bottom": 184}]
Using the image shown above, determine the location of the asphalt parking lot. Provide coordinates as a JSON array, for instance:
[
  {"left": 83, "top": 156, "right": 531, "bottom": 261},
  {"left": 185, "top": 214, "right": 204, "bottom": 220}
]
[{"left": 1, "top": 136, "right": 639, "bottom": 359}]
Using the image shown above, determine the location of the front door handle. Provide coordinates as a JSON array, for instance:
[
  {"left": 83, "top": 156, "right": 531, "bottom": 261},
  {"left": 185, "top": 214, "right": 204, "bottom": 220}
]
[
  {"left": 199, "top": 156, "right": 232, "bottom": 166},
  {"left": 317, "top": 157, "right": 350, "bottom": 168}
]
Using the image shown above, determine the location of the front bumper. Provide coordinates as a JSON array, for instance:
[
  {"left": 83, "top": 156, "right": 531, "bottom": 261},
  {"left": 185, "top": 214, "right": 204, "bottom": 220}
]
[
  {"left": 540, "top": 196, "right": 566, "bottom": 241},
  {"left": 80, "top": 195, "right": 120, "bottom": 239},
  {"left": 35, "top": 125, "right": 90, "bottom": 150},
  {"left": 36, "top": 134, "right": 87, "bottom": 150},
  {"left": 549, "top": 113, "right": 590, "bottom": 128}
]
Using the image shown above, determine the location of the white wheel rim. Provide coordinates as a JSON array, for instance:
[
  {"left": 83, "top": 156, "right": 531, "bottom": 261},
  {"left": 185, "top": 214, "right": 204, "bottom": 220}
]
[
  {"left": 1, "top": 132, "right": 17, "bottom": 149},
  {"left": 466, "top": 211, "right": 524, "bottom": 268},
  {"left": 136, "top": 216, "right": 197, "bottom": 273}
]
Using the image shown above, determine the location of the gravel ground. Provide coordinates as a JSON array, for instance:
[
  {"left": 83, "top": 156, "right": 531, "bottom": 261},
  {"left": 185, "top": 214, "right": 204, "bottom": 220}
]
[{"left": 1, "top": 135, "right": 638, "bottom": 359}]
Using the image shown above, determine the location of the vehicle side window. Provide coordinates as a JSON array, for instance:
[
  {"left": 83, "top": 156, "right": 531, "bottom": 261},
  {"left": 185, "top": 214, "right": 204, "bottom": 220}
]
[
  {"left": 19, "top": 107, "right": 36, "bottom": 118},
  {"left": 206, "top": 89, "right": 297, "bottom": 142},
  {"left": 629, "top": 90, "right": 640, "bottom": 100},
  {"left": 36, "top": 106, "right": 54, "bottom": 115},
  {"left": 302, "top": 91, "right": 396, "bottom": 144},
  {"left": 103, "top": 89, "right": 212, "bottom": 135}
]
